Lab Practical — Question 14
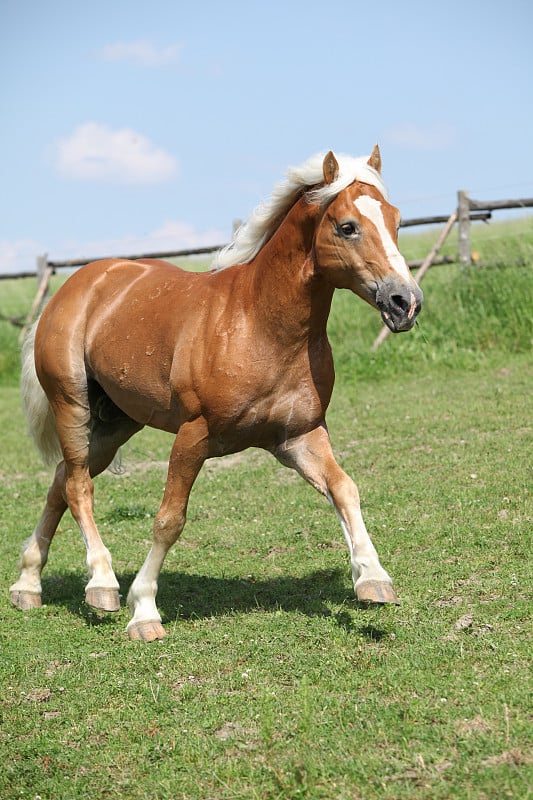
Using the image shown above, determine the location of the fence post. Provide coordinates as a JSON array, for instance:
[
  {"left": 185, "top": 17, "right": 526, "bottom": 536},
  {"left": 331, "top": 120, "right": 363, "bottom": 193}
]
[
  {"left": 36, "top": 254, "right": 50, "bottom": 303},
  {"left": 36, "top": 253, "right": 48, "bottom": 280},
  {"left": 457, "top": 191, "right": 471, "bottom": 265},
  {"left": 19, "top": 255, "right": 53, "bottom": 343}
]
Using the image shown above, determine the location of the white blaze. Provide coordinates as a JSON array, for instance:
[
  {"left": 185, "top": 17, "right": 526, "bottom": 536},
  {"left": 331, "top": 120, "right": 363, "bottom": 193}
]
[{"left": 353, "top": 195, "right": 411, "bottom": 281}]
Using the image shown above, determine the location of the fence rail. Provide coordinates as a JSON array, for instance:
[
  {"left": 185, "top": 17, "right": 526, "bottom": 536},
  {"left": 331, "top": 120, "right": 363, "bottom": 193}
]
[
  {"left": 1, "top": 192, "right": 532, "bottom": 282},
  {"left": 399, "top": 211, "right": 490, "bottom": 228},
  {"left": 46, "top": 244, "right": 226, "bottom": 271}
]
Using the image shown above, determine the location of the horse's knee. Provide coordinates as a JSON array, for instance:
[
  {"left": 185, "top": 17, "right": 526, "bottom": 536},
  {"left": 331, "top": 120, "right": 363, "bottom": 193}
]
[{"left": 153, "top": 510, "right": 186, "bottom": 547}]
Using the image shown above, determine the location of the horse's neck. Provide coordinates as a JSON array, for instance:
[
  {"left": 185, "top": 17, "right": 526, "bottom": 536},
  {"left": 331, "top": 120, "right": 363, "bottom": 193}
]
[{"left": 249, "top": 199, "right": 334, "bottom": 338}]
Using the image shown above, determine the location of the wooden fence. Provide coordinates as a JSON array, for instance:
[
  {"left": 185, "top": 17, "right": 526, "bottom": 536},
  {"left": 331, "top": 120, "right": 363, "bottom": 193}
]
[
  {"left": 457, "top": 192, "right": 533, "bottom": 264},
  {"left": 2, "top": 191, "right": 532, "bottom": 283},
  {"left": 370, "top": 193, "right": 533, "bottom": 350},
  {"left": 2, "top": 191, "right": 532, "bottom": 343}
]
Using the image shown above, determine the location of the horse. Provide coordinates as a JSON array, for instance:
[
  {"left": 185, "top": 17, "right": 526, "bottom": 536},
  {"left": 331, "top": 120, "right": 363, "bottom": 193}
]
[{"left": 10, "top": 146, "right": 423, "bottom": 641}]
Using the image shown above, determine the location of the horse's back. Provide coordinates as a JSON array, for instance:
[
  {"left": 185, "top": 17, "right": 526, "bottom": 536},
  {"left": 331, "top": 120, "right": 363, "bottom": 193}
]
[
  {"left": 46, "top": 257, "right": 195, "bottom": 305},
  {"left": 38, "top": 257, "right": 202, "bottom": 340}
]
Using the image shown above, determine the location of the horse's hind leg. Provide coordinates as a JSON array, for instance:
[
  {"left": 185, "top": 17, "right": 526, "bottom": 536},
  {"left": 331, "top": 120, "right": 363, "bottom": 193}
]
[
  {"left": 49, "top": 382, "right": 141, "bottom": 612},
  {"left": 11, "top": 408, "right": 142, "bottom": 612},
  {"left": 10, "top": 462, "right": 68, "bottom": 609},
  {"left": 69, "top": 407, "right": 142, "bottom": 611},
  {"left": 77, "top": 414, "right": 143, "bottom": 611},
  {"left": 274, "top": 424, "right": 400, "bottom": 606}
]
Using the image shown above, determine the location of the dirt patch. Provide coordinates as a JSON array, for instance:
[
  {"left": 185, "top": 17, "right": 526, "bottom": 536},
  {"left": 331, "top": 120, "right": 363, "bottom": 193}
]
[
  {"left": 435, "top": 595, "right": 464, "bottom": 607},
  {"left": 214, "top": 721, "right": 259, "bottom": 749},
  {"left": 481, "top": 748, "right": 532, "bottom": 767},
  {"left": 455, "top": 715, "right": 492, "bottom": 735},
  {"left": 24, "top": 688, "right": 52, "bottom": 703}
]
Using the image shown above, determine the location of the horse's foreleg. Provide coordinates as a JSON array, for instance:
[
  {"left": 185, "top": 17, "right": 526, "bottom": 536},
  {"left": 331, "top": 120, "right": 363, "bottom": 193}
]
[
  {"left": 274, "top": 424, "right": 400, "bottom": 605},
  {"left": 126, "top": 419, "right": 209, "bottom": 641},
  {"left": 10, "top": 462, "right": 68, "bottom": 609}
]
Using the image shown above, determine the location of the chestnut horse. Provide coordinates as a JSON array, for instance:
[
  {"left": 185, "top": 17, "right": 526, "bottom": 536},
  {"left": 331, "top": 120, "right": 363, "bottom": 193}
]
[{"left": 11, "top": 146, "right": 423, "bottom": 640}]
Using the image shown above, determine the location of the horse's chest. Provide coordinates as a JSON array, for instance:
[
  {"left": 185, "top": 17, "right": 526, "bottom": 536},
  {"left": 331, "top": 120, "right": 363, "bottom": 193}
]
[{"left": 204, "top": 358, "right": 331, "bottom": 452}]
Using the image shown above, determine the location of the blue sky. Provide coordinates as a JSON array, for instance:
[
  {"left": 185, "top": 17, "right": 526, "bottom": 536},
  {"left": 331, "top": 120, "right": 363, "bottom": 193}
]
[{"left": 1, "top": 0, "right": 532, "bottom": 274}]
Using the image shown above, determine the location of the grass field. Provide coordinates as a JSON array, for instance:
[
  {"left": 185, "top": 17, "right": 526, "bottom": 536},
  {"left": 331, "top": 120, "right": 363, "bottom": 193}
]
[{"left": 0, "top": 219, "right": 532, "bottom": 798}]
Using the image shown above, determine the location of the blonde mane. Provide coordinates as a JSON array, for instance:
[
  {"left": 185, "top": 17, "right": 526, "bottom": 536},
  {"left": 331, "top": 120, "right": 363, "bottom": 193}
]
[{"left": 212, "top": 151, "right": 389, "bottom": 270}]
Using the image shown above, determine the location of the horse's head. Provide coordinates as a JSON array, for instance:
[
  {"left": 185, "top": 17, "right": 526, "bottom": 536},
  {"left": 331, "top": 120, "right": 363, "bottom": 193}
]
[{"left": 313, "top": 146, "right": 423, "bottom": 332}]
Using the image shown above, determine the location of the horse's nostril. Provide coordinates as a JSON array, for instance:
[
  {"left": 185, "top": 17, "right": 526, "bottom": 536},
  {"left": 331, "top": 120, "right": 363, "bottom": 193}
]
[{"left": 391, "top": 294, "right": 409, "bottom": 313}]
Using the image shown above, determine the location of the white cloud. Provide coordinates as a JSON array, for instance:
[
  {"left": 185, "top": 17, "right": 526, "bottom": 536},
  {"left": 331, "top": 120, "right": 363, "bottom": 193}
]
[
  {"left": 383, "top": 123, "right": 457, "bottom": 151},
  {"left": 61, "top": 221, "right": 228, "bottom": 261},
  {"left": 99, "top": 40, "right": 182, "bottom": 67},
  {"left": 54, "top": 123, "right": 178, "bottom": 184}
]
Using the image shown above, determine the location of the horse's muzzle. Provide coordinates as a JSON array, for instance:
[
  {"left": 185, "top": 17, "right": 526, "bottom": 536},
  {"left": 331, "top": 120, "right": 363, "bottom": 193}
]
[{"left": 376, "top": 277, "right": 423, "bottom": 333}]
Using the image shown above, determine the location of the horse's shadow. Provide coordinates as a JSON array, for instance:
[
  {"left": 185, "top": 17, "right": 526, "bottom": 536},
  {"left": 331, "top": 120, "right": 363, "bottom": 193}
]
[{"left": 40, "top": 568, "right": 388, "bottom": 637}]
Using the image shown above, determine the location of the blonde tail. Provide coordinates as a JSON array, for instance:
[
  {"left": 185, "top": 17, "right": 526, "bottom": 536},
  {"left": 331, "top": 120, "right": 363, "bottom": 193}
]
[{"left": 21, "top": 322, "right": 62, "bottom": 466}]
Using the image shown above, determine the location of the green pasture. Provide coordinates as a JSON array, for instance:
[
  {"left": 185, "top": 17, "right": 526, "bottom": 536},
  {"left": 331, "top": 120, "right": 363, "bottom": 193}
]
[{"left": 0, "top": 219, "right": 531, "bottom": 799}]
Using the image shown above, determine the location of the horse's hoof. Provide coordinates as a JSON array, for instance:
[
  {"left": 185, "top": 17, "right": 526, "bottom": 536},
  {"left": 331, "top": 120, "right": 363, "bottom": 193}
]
[
  {"left": 10, "top": 590, "right": 42, "bottom": 610},
  {"left": 85, "top": 587, "right": 121, "bottom": 612},
  {"left": 356, "top": 580, "right": 400, "bottom": 606},
  {"left": 127, "top": 620, "right": 167, "bottom": 642}
]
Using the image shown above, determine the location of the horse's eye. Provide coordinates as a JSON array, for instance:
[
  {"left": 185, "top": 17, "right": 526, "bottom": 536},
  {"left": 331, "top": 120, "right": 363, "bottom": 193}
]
[{"left": 338, "top": 221, "right": 360, "bottom": 239}]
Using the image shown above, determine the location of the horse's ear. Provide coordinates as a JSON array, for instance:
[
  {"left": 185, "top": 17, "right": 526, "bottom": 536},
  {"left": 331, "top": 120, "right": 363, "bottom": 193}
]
[
  {"left": 323, "top": 151, "right": 339, "bottom": 185},
  {"left": 367, "top": 144, "right": 382, "bottom": 174}
]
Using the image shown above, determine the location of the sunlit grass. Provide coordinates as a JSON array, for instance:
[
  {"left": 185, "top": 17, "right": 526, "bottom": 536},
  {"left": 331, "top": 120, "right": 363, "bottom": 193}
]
[
  {"left": 1, "top": 355, "right": 531, "bottom": 799},
  {"left": 0, "top": 215, "right": 532, "bottom": 799}
]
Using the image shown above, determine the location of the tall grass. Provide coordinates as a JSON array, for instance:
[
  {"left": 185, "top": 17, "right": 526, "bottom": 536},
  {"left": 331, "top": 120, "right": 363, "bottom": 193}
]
[
  {"left": 328, "top": 216, "right": 533, "bottom": 380},
  {"left": 398, "top": 212, "right": 533, "bottom": 266},
  {"left": 328, "top": 260, "right": 532, "bottom": 383}
]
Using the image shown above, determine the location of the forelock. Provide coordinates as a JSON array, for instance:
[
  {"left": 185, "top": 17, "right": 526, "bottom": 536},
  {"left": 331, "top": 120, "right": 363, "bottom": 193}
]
[{"left": 304, "top": 153, "right": 389, "bottom": 205}]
